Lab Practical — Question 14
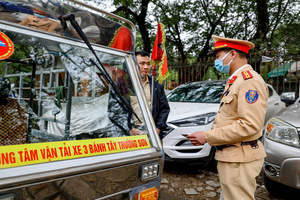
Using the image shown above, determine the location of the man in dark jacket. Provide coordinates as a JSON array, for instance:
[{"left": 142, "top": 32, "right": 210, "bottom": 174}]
[{"left": 107, "top": 51, "right": 170, "bottom": 137}]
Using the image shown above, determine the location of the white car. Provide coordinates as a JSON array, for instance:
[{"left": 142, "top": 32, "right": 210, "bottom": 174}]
[{"left": 162, "top": 80, "right": 286, "bottom": 167}]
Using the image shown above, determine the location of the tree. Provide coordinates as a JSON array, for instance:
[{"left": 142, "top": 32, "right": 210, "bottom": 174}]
[
  {"left": 111, "top": 0, "right": 152, "bottom": 53},
  {"left": 88, "top": 0, "right": 300, "bottom": 81},
  {"left": 152, "top": 0, "right": 203, "bottom": 63},
  {"left": 253, "top": 0, "right": 269, "bottom": 44},
  {"left": 267, "top": 0, "right": 300, "bottom": 47}
]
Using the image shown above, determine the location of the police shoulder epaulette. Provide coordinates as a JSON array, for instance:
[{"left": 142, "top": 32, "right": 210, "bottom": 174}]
[
  {"left": 228, "top": 76, "right": 237, "bottom": 84},
  {"left": 241, "top": 70, "right": 253, "bottom": 80}
]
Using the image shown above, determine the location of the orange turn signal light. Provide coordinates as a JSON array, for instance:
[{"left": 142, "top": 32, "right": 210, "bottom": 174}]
[
  {"left": 138, "top": 187, "right": 159, "bottom": 200},
  {"left": 267, "top": 123, "right": 274, "bottom": 133}
]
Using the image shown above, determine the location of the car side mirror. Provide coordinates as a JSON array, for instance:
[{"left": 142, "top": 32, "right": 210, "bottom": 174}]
[{"left": 280, "top": 92, "right": 296, "bottom": 104}]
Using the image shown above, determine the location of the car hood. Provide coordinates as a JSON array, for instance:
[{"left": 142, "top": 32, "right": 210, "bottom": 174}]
[
  {"left": 274, "top": 102, "right": 300, "bottom": 127},
  {"left": 167, "top": 101, "right": 220, "bottom": 122}
]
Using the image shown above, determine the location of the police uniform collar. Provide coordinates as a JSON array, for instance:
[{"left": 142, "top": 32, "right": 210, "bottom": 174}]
[{"left": 228, "top": 64, "right": 250, "bottom": 81}]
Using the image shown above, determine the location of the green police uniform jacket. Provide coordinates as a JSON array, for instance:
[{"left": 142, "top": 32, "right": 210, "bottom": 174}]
[{"left": 204, "top": 65, "right": 268, "bottom": 163}]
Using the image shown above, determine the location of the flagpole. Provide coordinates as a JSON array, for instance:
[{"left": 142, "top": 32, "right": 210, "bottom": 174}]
[{"left": 151, "top": 62, "right": 156, "bottom": 112}]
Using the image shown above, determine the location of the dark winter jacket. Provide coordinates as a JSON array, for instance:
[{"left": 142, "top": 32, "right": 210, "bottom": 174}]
[
  {"left": 107, "top": 76, "right": 170, "bottom": 136},
  {"left": 148, "top": 76, "right": 170, "bottom": 131}
]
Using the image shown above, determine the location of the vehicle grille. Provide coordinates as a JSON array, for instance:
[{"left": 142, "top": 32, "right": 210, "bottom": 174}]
[
  {"left": 176, "top": 140, "right": 190, "bottom": 146},
  {"left": 175, "top": 140, "right": 202, "bottom": 153},
  {"left": 176, "top": 149, "right": 201, "bottom": 153}
]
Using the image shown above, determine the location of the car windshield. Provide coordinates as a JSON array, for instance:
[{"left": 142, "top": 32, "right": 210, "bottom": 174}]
[{"left": 167, "top": 81, "right": 226, "bottom": 103}]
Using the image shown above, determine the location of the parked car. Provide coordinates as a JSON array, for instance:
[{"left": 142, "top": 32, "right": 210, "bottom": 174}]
[
  {"left": 164, "top": 89, "right": 171, "bottom": 95},
  {"left": 162, "top": 80, "right": 286, "bottom": 167},
  {"left": 262, "top": 93, "right": 300, "bottom": 195}
]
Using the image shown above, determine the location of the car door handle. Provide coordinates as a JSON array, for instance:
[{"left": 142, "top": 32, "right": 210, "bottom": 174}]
[{"left": 275, "top": 103, "right": 279, "bottom": 106}]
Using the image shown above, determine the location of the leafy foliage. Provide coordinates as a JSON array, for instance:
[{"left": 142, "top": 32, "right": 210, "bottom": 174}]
[{"left": 96, "top": 0, "right": 299, "bottom": 61}]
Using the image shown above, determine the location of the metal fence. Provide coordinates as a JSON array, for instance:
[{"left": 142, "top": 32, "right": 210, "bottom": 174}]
[{"left": 164, "top": 50, "right": 300, "bottom": 96}]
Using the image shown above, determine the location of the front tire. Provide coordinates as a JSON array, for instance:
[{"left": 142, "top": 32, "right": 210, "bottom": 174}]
[
  {"left": 206, "top": 147, "right": 217, "bottom": 172},
  {"left": 263, "top": 172, "right": 283, "bottom": 195},
  {"left": 263, "top": 172, "right": 300, "bottom": 198}
]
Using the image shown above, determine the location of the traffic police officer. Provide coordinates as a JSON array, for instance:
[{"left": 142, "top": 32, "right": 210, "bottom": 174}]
[{"left": 187, "top": 35, "right": 268, "bottom": 200}]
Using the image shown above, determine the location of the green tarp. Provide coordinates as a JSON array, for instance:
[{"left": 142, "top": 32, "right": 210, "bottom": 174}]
[{"left": 267, "top": 63, "right": 292, "bottom": 78}]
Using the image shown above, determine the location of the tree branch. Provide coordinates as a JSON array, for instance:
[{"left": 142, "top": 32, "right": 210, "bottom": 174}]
[
  {"left": 112, "top": 6, "right": 138, "bottom": 19},
  {"left": 270, "top": 0, "right": 289, "bottom": 42}
]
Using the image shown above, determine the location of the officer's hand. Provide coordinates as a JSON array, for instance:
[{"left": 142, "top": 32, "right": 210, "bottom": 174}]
[
  {"left": 130, "top": 128, "right": 142, "bottom": 135},
  {"left": 156, "top": 128, "right": 161, "bottom": 134},
  {"left": 186, "top": 131, "right": 207, "bottom": 146}
]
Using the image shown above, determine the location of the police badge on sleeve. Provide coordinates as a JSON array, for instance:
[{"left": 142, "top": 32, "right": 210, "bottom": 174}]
[{"left": 245, "top": 90, "right": 259, "bottom": 104}]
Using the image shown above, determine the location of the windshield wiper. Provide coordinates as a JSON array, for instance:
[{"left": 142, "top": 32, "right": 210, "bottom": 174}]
[{"left": 59, "top": 14, "right": 142, "bottom": 123}]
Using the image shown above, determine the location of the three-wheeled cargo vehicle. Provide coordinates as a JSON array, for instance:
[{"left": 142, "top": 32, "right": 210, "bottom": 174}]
[{"left": 0, "top": 0, "right": 164, "bottom": 199}]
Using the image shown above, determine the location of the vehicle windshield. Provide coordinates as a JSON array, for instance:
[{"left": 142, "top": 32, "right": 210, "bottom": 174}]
[
  {"left": 0, "top": 0, "right": 134, "bottom": 52},
  {"left": 167, "top": 81, "right": 226, "bottom": 103},
  {"left": 0, "top": 1, "right": 153, "bottom": 171},
  {"left": 0, "top": 29, "right": 149, "bottom": 145}
]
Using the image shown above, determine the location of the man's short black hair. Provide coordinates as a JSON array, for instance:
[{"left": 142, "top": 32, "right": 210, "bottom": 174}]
[{"left": 135, "top": 51, "right": 150, "bottom": 57}]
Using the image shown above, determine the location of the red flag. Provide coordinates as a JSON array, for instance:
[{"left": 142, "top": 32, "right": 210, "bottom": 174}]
[{"left": 151, "top": 23, "right": 169, "bottom": 83}]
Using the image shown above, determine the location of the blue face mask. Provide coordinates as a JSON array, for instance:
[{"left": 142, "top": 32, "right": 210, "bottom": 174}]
[{"left": 214, "top": 51, "right": 234, "bottom": 73}]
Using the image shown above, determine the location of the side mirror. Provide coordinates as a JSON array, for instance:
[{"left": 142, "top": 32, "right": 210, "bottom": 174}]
[{"left": 280, "top": 92, "right": 296, "bottom": 104}]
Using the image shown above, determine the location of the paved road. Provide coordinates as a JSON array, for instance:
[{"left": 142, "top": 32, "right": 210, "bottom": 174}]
[{"left": 160, "top": 162, "right": 300, "bottom": 200}]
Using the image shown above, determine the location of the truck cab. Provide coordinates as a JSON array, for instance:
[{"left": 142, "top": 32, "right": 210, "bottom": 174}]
[{"left": 0, "top": 1, "right": 163, "bottom": 199}]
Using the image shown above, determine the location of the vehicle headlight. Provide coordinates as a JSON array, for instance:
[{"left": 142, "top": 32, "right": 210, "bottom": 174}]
[
  {"left": 169, "top": 112, "right": 216, "bottom": 127},
  {"left": 265, "top": 117, "right": 300, "bottom": 148}
]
